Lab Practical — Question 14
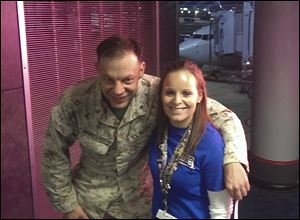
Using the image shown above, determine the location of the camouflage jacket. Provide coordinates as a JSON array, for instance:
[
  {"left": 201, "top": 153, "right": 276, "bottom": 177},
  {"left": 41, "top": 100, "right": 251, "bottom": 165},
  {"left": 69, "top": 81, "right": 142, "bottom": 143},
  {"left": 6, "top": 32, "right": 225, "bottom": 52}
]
[{"left": 41, "top": 74, "right": 248, "bottom": 218}]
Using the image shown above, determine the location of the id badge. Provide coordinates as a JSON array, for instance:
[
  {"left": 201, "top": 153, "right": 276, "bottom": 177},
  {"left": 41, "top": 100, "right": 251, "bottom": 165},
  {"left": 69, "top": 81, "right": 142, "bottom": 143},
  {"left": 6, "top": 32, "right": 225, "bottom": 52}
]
[
  {"left": 155, "top": 209, "right": 177, "bottom": 219},
  {"left": 178, "top": 153, "right": 195, "bottom": 169}
]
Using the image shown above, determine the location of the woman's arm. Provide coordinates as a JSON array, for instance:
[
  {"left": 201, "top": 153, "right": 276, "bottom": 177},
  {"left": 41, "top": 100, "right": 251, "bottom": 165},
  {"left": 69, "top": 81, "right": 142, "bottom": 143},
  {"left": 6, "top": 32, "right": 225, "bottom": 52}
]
[{"left": 207, "top": 190, "right": 233, "bottom": 219}]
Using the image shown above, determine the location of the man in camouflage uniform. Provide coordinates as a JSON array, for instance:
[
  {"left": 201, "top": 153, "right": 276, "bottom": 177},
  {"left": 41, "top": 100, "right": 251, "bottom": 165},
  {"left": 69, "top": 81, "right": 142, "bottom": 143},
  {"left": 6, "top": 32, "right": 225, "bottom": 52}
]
[{"left": 42, "top": 36, "right": 249, "bottom": 219}]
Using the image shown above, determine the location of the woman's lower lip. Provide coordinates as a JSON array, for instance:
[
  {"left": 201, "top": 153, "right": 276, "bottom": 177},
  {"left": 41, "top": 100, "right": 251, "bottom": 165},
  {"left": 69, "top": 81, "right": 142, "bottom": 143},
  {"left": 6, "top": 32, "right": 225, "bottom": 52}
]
[{"left": 170, "top": 107, "right": 186, "bottom": 110}]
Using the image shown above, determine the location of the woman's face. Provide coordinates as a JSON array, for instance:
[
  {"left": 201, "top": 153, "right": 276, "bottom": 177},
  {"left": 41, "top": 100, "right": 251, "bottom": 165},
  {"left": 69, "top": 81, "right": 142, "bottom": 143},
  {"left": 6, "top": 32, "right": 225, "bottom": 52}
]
[{"left": 162, "top": 69, "right": 202, "bottom": 128}]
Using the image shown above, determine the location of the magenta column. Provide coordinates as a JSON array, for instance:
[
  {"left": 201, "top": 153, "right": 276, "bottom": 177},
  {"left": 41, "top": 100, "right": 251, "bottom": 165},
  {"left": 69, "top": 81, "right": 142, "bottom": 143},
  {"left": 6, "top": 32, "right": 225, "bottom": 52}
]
[{"left": 249, "top": 2, "right": 299, "bottom": 189}]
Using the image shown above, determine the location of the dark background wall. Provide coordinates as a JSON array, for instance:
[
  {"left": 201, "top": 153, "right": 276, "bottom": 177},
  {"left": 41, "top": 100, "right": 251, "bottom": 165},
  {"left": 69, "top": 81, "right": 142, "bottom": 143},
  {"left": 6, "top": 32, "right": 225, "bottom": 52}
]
[
  {"left": 159, "top": 1, "right": 179, "bottom": 74},
  {"left": 1, "top": 1, "right": 34, "bottom": 218}
]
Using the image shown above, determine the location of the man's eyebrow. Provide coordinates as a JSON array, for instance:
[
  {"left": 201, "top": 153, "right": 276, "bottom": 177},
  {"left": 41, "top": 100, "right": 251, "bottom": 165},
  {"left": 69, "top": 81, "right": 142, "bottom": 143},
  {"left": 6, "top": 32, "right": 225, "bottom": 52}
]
[
  {"left": 103, "top": 73, "right": 134, "bottom": 81},
  {"left": 121, "top": 75, "right": 135, "bottom": 79}
]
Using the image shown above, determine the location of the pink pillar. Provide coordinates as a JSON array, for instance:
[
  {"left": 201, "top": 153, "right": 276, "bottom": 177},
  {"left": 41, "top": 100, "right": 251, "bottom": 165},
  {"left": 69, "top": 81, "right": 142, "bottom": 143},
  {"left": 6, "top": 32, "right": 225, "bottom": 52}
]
[{"left": 250, "top": 2, "right": 299, "bottom": 189}]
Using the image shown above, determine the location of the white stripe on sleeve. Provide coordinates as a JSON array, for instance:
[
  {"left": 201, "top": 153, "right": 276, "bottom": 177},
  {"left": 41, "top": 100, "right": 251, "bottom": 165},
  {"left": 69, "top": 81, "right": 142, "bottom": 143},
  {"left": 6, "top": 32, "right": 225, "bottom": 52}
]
[{"left": 207, "top": 189, "right": 234, "bottom": 219}]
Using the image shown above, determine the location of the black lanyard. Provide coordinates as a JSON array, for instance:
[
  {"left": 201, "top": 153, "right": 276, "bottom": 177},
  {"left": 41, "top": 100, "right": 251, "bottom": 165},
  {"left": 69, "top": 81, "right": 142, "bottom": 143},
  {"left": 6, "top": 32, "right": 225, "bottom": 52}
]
[{"left": 157, "top": 124, "right": 192, "bottom": 211}]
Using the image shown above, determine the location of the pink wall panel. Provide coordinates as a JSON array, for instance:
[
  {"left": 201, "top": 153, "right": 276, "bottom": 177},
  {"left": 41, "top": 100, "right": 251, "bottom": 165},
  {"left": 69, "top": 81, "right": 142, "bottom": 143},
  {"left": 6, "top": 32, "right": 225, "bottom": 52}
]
[
  {"left": 18, "top": 1, "right": 158, "bottom": 218},
  {"left": 1, "top": 1, "right": 34, "bottom": 219},
  {"left": 1, "top": 1, "right": 23, "bottom": 91},
  {"left": 1, "top": 89, "right": 34, "bottom": 219},
  {"left": 1, "top": 1, "right": 180, "bottom": 219}
]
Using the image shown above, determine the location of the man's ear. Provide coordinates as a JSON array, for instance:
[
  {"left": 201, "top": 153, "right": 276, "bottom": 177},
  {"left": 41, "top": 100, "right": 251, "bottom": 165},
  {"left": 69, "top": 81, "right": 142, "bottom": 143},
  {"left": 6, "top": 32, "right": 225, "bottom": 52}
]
[
  {"left": 139, "top": 61, "right": 146, "bottom": 78},
  {"left": 95, "top": 61, "right": 100, "bottom": 72}
]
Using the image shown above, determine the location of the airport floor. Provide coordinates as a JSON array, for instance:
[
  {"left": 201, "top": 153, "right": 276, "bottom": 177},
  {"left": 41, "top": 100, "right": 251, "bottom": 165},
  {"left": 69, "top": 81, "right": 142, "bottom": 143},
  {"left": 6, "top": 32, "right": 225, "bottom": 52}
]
[{"left": 206, "top": 80, "right": 299, "bottom": 219}]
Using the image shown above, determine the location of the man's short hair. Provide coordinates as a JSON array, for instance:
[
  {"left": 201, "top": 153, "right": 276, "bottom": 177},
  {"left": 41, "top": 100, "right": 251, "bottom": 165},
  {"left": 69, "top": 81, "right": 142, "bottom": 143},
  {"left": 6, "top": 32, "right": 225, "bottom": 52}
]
[{"left": 96, "top": 35, "right": 142, "bottom": 61}]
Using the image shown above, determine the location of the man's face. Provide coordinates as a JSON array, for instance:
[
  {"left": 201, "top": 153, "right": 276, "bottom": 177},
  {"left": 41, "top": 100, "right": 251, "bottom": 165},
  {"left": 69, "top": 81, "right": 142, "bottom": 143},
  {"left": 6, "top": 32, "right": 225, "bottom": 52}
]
[{"left": 96, "top": 52, "right": 146, "bottom": 109}]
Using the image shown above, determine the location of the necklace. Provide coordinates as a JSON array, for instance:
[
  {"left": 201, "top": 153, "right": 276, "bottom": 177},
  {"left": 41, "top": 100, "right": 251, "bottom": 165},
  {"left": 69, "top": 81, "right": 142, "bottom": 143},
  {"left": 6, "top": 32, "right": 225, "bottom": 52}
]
[{"left": 157, "top": 123, "right": 192, "bottom": 211}]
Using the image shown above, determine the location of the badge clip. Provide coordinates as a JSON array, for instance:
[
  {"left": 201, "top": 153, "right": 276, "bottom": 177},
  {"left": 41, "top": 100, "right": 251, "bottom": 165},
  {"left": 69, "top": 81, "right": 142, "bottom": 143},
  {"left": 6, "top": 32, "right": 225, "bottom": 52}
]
[{"left": 156, "top": 209, "right": 177, "bottom": 219}]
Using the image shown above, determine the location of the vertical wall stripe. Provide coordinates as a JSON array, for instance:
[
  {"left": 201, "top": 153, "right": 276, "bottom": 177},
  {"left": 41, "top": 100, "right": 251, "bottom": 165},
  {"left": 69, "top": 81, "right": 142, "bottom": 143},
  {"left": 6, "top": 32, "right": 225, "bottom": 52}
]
[{"left": 17, "top": 1, "right": 37, "bottom": 217}]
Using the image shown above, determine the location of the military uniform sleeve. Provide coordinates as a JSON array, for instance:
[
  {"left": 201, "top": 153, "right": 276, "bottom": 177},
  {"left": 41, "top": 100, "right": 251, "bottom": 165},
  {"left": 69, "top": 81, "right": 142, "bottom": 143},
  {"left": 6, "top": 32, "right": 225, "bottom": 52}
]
[
  {"left": 207, "top": 97, "right": 249, "bottom": 172},
  {"left": 41, "top": 96, "right": 79, "bottom": 213}
]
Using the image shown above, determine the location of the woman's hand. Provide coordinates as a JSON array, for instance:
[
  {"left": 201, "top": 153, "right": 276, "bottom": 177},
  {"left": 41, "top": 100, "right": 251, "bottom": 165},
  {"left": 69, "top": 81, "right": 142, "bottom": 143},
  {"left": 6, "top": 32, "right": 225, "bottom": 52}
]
[
  {"left": 139, "top": 161, "right": 153, "bottom": 203},
  {"left": 63, "top": 205, "right": 89, "bottom": 219}
]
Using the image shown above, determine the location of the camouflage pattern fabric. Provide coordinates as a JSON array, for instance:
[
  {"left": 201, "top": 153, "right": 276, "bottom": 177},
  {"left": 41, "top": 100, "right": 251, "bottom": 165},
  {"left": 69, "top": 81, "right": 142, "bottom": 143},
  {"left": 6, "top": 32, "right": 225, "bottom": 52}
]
[
  {"left": 42, "top": 74, "right": 159, "bottom": 218},
  {"left": 42, "top": 74, "right": 248, "bottom": 218},
  {"left": 207, "top": 98, "right": 249, "bottom": 171}
]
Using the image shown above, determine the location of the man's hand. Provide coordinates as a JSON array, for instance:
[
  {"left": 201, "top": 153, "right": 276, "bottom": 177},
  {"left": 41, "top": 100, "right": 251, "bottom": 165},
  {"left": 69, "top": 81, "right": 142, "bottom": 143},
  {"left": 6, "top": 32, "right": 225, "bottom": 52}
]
[
  {"left": 139, "top": 161, "right": 153, "bottom": 203},
  {"left": 63, "top": 205, "right": 89, "bottom": 219},
  {"left": 224, "top": 162, "right": 250, "bottom": 200}
]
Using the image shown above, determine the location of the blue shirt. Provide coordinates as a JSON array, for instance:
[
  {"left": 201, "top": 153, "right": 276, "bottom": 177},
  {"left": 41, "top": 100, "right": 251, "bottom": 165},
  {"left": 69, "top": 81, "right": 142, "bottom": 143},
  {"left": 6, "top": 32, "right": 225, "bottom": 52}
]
[{"left": 148, "top": 123, "right": 225, "bottom": 219}]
